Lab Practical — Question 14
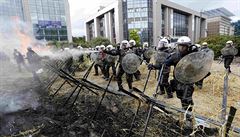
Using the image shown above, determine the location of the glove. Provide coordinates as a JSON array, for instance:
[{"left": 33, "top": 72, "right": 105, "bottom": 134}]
[{"left": 148, "top": 64, "right": 155, "bottom": 70}]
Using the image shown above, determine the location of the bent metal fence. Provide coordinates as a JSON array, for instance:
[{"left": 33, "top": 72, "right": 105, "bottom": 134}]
[{"left": 44, "top": 59, "right": 240, "bottom": 137}]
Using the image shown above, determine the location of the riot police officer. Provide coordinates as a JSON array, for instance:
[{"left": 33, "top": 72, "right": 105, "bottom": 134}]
[
  {"left": 129, "top": 39, "right": 141, "bottom": 81},
  {"left": 164, "top": 36, "right": 195, "bottom": 112},
  {"left": 104, "top": 45, "right": 117, "bottom": 80},
  {"left": 142, "top": 42, "right": 151, "bottom": 64},
  {"left": 104, "top": 40, "right": 134, "bottom": 91},
  {"left": 148, "top": 38, "right": 173, "bottom": 98},
  {"left": 221, "top": 41, "right": 236, "bottom": 73},
  {"left": 94, "top": 46, "right": 104, "bottom": 76},
  {"left": 99, "top": 45, "right": 107, "bottom": 79},
  {"left": 195, "top": 42, "right": 211, "bottom": 89}
]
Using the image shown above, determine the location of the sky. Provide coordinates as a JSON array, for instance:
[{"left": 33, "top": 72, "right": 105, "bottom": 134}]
[{"left": 68, "top": 0, "right": 240, "bottom": 37}]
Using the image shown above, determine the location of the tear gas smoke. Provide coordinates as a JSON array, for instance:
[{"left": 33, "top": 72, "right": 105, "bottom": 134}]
[
  {"left": 37, "top": 48, "right": 97, "bottom": 61},
  {"left": 0, "top": 17, "right": 43, "bottom": 114},
  {"left": 0, "top": 89, "right": 39, "bottom": 114},
  {"left": 0, "top": 17, "right": 97, "bottom": 114}
]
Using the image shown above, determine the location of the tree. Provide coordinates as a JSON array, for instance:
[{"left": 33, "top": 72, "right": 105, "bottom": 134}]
[
  {"left": 72, "top": 36, "right": 90, "bottom": 48},
  {"left": 89, "top": 37, "right": 111, "bottom": 47},
  {"left": 72, "top": 36, "right": 86, "bottom": 43},
  {"left": 232, "top": 20, "right": 240, "bottom": 35},
  {"left": 129, "top": 29, "right": 141, "bottom": 46},
  {"left": 198, "top": 35, "right": 240, "bottom": 58},
  {"left": 51, "top": 40, "right": 61, "bottom": 49}
]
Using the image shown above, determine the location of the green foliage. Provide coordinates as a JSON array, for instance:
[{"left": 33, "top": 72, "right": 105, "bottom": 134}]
[
  {"left": 52, "top": 40, "right": 61, "bottom": 48},
  {"left": 198, "top": 35, "right": 240, "bottom": 58},
  {"left": 89, "top": 37, "right": 111, "bottom": 47},
  {"left": 232, "top": 20, "right": 240, "bottom": 35},
  {"left": 129, "top": 29, "right": 141, "bottom": 46},
  {"left": 208, "top": 44, "right": 224, "bottom": 58},
  {"left": 72, "top": 36, "right": 90, "bottom": 48},
  {"left": 73, "top": 36, "right": 86, "bottom": 43}
]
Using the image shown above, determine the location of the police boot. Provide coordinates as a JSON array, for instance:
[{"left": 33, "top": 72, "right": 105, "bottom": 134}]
[
  {"left": 228, "top": 67, "right": 231, "bottom": 73},
  {"left": 158, "top": 90, "right": 165, "bottom": 95},
  {"left": 118, "top": 83, "right": 124, "bottom": 91},
  {"left": 158, "top": 86, "right": 165, "bottom": 95},
  {"left": 118, "top": 86, "right": 123, "bottom": 91},
  {"left": 165, "top": 87, "right": 173, "bottom": 98}
]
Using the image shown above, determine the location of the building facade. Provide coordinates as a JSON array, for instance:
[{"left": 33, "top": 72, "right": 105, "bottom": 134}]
[
  {"left": 0, "top": 0, "right": 25, "bottom": 20},
  {"left": 0, "top": 0, "right": 72, "bottom": 42},
  {"left": 203, "top": 8, "right": 235, "bottom": 36},
  {"left": 85, "top": 0, "right": 207, "bottom": 46},
  {"left": 85, "top": 2, "right": 119, "bottom": 44}
]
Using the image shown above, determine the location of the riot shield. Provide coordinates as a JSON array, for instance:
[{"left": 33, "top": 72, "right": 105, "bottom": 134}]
[
  {"left": 90, "top": 52, "right": 103, "bottom": 65},
  {"left": 221, "top": 47, "right": 238, "bottom": 56},
  {"left": 175, "top": 49, "right": 214, "bottom": 84},
  {"left": 143, "top": 48, "right": 155, "bottom": 60},
  {"left": 150, "top": 51, "right": 169, "bottom": 66},
  {"left": 106, "top": 54, "right": 117, "bottom": 63},
  {"left": 122, "top": 53, "right": 141, "bottom": 74}
]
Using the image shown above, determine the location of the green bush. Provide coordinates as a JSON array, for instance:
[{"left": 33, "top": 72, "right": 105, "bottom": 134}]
[
  {"left": 72, "top": 36, "right": 90, "bottom": 48},
  {"left": 198, "top": 35, "right": 240, "bottom": 58},
  {"left": 207, "top": 44, "right": 224, "bottom": 58},
  {"left": 89, "top": 37, "right": 111, "bottom": 47}
]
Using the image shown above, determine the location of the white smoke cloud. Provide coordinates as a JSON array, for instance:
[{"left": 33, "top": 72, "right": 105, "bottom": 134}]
[
  {"left": 0, "top": 17, "right": 41, "bottom": 114},
  {"left": 0, "top": 17, "right": 97, "bottom": 114}
]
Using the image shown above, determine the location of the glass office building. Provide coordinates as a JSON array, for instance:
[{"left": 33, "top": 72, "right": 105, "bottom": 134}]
[
  {"left": 0, "top": 0, "right": 72, "bottom": 42},
  {"left": 0, "top": 0, "right": 24, "bottom": 20},
  {"left": 126, "top": 0, "right": 153, "bottom": 44},
  {"left": 28, "top": 0, "right": 68, "bottom": 41},
  {"left": 173, "top": 12, "right": 188, "bottom": 36},
  {"left": 85, "top": 0, "right": 207, "bottom": 45}
]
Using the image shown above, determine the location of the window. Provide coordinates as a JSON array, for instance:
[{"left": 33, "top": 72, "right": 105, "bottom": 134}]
[
  {"left": 43, "top": 14, "right": 49, "bottom": 20},
  {"left": 29, "top": 0, "right": 36, "bottom": 5},
  {"left": 31, "top": 13, "right": 37, "bottom": 20},
  {"left": 59, "top": 29, "right": 67, "bottom": 35},
  {"left": 36, "top": 0, "right": 42, "bottom": 6},
  {"left": 38, "top": 13, "right": 44, "bottom": 20},
  {"left": 30, "top": 5, "right": 37, "bottom": 13},
  {"left": 60, "top": 36, "right": 68, "bottom": 41},
  {"left": 49, "top": 8, "right": 55, "bottom": 14},
  {"left": 36, "top": 36, "right": 44, "bottom": 40},
  {"left": 43, "top": 7, "right": 49, "bottom": 14},
  {"left": 37, "top": 6, "right": 43, "bottom": 13},
  {"left": 173, "top": 12, "right": 188, "bottom": 36},
  {"left": 126, "top": 0, "right": 153, "bottom": 45}
]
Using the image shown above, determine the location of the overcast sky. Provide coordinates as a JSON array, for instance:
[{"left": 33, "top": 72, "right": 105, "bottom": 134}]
[{"left": 69, "top": 0, "right": 240, "bottom": 37}]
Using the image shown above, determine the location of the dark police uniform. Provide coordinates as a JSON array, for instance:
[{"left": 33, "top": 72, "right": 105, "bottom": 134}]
[
  {"left": 104, "top": 48, "right": 133, "bottom": 90},
  {"left": 165, "top": 50, "right": 194, "bottom": 111}
]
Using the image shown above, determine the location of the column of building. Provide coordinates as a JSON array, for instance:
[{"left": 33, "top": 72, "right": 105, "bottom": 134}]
[
  {"left": 94, "top": 18, "right": 100, "bottom": 37},
  {"left": 152, "top": 1, "right": 161, "bottom": 46},
  {"left": 108, "top": 12, "right": 114, "bottom": 43},
  {"left": 188, "top": 14, "right": 195, "bottom": 43}
]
